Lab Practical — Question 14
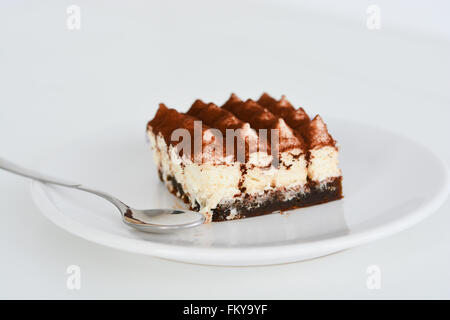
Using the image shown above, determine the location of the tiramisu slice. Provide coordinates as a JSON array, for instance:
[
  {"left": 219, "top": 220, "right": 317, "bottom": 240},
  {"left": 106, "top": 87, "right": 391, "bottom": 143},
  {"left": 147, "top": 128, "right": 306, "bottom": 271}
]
[{"left": 146, "top": 93, "right": 343, "bottom": 222}]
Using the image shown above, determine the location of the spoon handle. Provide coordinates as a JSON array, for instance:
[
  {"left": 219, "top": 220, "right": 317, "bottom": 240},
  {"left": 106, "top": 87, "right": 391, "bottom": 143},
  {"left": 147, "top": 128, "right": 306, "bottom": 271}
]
[
  {"left": 0, "top": 157, "right": 128, "bottom": 214},
  {"left": 0, "top": 157, "right": 80, "bottom": 187}
]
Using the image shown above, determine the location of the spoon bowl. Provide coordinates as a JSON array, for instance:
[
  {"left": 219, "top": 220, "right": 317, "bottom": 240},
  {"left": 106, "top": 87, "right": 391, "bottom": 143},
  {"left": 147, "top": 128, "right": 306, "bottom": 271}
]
[{"left": 123, "top": 208, "right": 205, "bottom": 233}]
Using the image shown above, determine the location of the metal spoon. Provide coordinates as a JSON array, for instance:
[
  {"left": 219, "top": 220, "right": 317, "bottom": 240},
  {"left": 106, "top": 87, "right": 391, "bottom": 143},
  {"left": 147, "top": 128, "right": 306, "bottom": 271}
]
[{"left": 0, "top": 157, "right": 205, "bottom": 233}]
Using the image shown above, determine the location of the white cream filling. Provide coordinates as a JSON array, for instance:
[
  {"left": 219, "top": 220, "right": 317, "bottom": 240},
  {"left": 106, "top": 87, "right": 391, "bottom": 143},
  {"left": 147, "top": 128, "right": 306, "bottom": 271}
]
[
  {"left": 183, "top": 162, "right": 241, "bottom": 215},
  {"left": 276, "top": 149, "right": 308, "bottom": 188},
  {"left": 243, "top": 166, "right": 275, "bottom": 194},
  {"left": 308, "top": 146, "right": 341, "bottom": 182}
]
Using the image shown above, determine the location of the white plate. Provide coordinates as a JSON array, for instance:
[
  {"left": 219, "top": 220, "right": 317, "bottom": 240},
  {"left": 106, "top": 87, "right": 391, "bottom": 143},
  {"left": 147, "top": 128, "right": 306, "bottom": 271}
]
[{"left": 30, "top": 119, "right": 449, "bottom": 266}]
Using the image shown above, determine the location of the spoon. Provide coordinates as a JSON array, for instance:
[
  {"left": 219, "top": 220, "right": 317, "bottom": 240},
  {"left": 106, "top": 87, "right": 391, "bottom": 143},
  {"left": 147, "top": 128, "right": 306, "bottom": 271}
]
[{"left": 0, "top": 157, "right": 205, "bottom": 233}]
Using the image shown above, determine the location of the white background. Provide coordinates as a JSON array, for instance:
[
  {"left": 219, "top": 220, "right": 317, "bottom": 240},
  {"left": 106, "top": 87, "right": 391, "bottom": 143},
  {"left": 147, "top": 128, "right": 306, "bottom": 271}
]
[{"left": 1, "top": 0, "right": 449, "bottom": 298}]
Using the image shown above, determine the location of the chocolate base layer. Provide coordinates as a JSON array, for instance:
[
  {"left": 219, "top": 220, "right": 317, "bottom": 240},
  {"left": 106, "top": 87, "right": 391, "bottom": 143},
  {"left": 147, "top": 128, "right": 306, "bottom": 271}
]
[
  {"left": 164, "top": 172, "right": 342, "bottom": 222},
  {"left": 212, "top": 177, "right": 342, "bottom": 221}
]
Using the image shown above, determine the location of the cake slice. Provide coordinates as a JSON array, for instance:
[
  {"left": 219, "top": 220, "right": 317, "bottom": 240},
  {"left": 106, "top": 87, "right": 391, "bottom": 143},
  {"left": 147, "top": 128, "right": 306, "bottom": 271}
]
[{"left": 146, "top": 94, "right": 343, "bottom": 222}]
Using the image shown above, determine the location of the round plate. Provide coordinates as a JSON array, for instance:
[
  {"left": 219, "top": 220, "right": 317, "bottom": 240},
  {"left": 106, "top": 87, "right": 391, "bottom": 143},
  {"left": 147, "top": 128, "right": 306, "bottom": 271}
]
[{"left": 30, "top": 119, "right": 449, "bottom": 266}]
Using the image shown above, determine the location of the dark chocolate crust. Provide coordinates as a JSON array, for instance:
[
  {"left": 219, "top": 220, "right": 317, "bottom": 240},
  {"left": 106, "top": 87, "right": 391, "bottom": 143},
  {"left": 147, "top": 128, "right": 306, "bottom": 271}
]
[
  {"left": 212, "top": 177, "right": 343, "bottom": 221},
  {"left": 165, "top": 173, "right": 342, "bottom": 222}
]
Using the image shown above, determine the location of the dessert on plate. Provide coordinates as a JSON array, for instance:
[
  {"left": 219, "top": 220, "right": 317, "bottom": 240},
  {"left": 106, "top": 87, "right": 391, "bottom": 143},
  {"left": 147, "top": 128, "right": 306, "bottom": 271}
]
[{"left": 146, "top": 93, "right": 343, "bottom": 222}]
